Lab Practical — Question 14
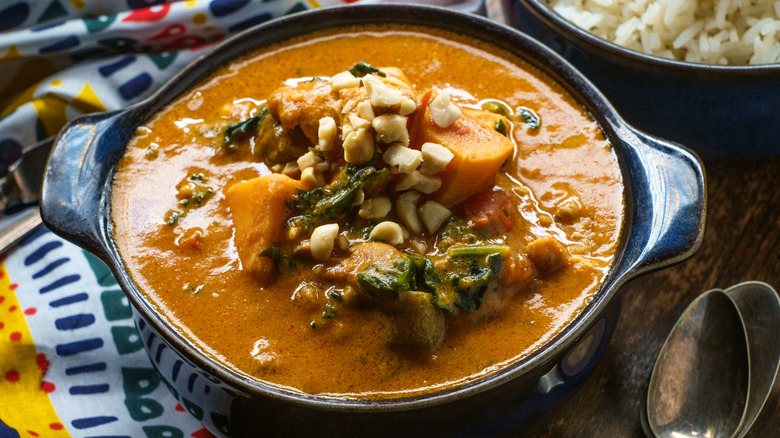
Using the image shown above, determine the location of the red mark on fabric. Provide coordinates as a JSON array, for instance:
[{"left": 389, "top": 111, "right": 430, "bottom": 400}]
[
  {"left": 49, "top": 423, "right": 63, "bottom": 430},
  {"left": 191, "top": 427, "right": 218, "bottom": 438},
  {"left": 9, "top": 331, "right": 21, "bottom": 341},
  {"left": 27, "top": 431, "right": 39, "bottom": 437},
  {"left": 8, "top": 305, "right": 16, "bottom": 312},
  {"left": 175, "top": 403, "right": 185, "bottom": 412},
  {"left": 9, "top": 283, "right": 18, "bottom": 290},
  {"left": 40, "top": 380, "right": 56, "bottom": 393},
  {"left": 123, "top": 4, "right": 172, "bottom": 22},
  {"left": 24, "top": 307, "right": 36, "bottom": 315},
  {"left": 36, "top": 353, "right": 49, "bottom": 375},
  {"left": 0, "top": 322, "right": 4, "bottom": 330},
  {"left": 5, "top": 370, "right": 20, "bottom": 383},
  {"left": 0, "top": 296, "right": 4, "bottom": 304},
  {"left": 150, "top": 23, "right": 185, "bottom": 40}
]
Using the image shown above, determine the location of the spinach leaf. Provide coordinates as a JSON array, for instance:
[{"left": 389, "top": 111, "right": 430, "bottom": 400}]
[
  {"left": 357, "top": 256, "right": 413, "bottom": 303},
  {"left": 287, "top": 165, "right": 389, "bottom": 230},
  {"left": 223, "top": 106, "right": 270, "bottom": 146},
  {"left": 349, "top": 61, "right": 386, "bottom": 78},
  {"left": 517, "top": 107, "right": 541, "bottom": 130},
  {"left": 259, "top": 243, "right": 297, "bottom": 273},
  {"left": 446, "top": 252, "right": 503, "bottom": 311},
  {"left": 495, "top": 118, "right": 507, "bottom": 136},
  {"left": 448, "top": 244, "right": 510, "bottom": 257},
  {"left": 481, "top": 101, "right": 509, "bottom": 115}
]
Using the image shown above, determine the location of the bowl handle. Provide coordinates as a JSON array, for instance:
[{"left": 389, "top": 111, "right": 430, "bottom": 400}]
[
  {"left": 616, "top": 127, "right": 706, "bottom": 278},
  {"left": 40, "top": 110, "right": 128, "bottom": 259}
]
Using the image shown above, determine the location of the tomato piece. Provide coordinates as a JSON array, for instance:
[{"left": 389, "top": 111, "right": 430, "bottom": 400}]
[{"left": 461, "top": 190, "right": 514, "bottom": 235}]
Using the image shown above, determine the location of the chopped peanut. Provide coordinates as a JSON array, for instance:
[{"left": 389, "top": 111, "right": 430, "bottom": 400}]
[
  {"left": 359, "top": 196, "right": 392, "bottom": 219},
  {"left": 396, "top": 170, "right": 442, "bottom": 194},
  {"left": 430, "top": 90, "right": 462, "bottom": 128},
  {"left": 383, "top": 144, "right": 422, "bottom": 174},
  {"left": 311, "top": 224, "right": 340, "bottom": 261},
  {"left": 420, "top": 142, "right": 454, "bottom": 175},
  {"left": 369, "top": 221, "right": 405, "bottom": 246}
]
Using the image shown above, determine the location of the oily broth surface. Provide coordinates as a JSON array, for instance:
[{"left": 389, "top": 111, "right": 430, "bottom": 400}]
[{"left": 111, "top": 25, "right": 623, "bottom": 398}]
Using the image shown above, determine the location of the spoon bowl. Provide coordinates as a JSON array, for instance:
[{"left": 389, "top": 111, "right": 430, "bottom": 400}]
[
  {"left": 644, "top": 282, "right": 780, "bottom": 438},
  {"left": 646, "top": 290, "right": 749, "bottom": 437}
]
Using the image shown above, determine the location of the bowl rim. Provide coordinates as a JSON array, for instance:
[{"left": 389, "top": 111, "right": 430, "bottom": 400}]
[
  {"left": 48, "top": 3, "right": 698, "bottom": 414},
  {"left": 510, "top": 0, "right": 780, "bottom": 74}
]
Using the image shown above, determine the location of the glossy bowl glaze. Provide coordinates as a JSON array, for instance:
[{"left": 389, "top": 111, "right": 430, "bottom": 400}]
[
  {"left": 504, "top": 0, "right": 780, "bottom": 158},
  {"left": 40, "top": 5, "right": 706, "bottom": 437}
]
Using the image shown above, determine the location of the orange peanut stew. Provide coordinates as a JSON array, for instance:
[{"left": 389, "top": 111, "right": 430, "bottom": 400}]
[{"left": 111, "top": 25, "right": 624, "bottom": 399}]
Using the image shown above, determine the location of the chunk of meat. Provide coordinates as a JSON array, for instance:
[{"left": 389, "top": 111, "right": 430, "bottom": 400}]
[
  {"left": 411, "top": 92, "right": 515, "bottom": 207},
  {"left": 461, "top": 190, "right": 514, "bottom": 235},
  {"left": 526, "top": 236, "right": 569, "bottom": 273},
  {"left": 225, "top": 174, "right": 302, "bottom": 285},
  {"left": 382, "top": 291, "right": 445, "bottom": 349},
  {"left": 267, "top": 80, "right": 341, "bottom": 144},
  {"left": 500, "top": 250, "right": 535, "bottom": 288}
]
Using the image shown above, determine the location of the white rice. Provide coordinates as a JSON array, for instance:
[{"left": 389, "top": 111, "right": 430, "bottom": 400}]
[{"left": 545, "top": 0, "right": 780, "bottom": 64}]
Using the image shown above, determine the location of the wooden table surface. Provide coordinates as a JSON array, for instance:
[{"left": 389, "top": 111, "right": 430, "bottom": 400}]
[{"left": 521, "top": 155, "right": 780, "bottom": 437}]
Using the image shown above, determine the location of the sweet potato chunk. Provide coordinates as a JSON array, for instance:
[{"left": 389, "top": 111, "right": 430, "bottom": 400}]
[
  {"left": 225, "top": 174, "right": 302, "bottom": 284},
  {"left": 413, "top": 94, "right": 514, "bottom": 207}
]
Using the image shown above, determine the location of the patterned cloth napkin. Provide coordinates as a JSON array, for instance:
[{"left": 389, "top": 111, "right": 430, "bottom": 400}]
[{"left": 0, "top": 1, "right": 493, "bottom": 437}]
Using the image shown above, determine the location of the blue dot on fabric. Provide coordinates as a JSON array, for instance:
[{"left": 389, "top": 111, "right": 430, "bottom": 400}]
[
  {"left": 119, "top": 73, "right": 153, "bottom": 100},
  {"left": 210, "top": 0, "right": 251, "bottom": 18},
  {"left": 126, "top": 0, "right": 166, "bottom": 9},
  {"left": 0, "top": 2, "right": 30, "bottom": 31},
  {"left": 39, "top": 36, "right": 81, "bottom": 54}
]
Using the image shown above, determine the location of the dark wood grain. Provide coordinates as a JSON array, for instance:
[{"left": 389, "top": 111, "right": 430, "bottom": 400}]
[{"left": 521, "top": 155, "right": 780, "bottom": 437}]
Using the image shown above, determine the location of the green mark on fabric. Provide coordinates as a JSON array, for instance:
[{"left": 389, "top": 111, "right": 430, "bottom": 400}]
[
  {"left": 111, "top": 326, "right": 143, "bottom": 354},
  {"left": 83, "top": 250, "right": 118, "bottom": 286},
  {"left": 149, "top": 52, "right": 177, "bottom": 70},
  {"left": 181, "top": 398, "right": 204, "bottom": 421},
  {"left": 122, "top": 367, "right": 161, "bottom": 396},
  {"left": 125, "top": 397, "right": 164, "bottom": 421},
  {"left": 284, "top": 2, "right": 307, "bottom": 14},
  {"left": 98, "top": 37, "right": 137, "bottom": 51},
  {"left": 211, "top": 412, "right": 231, "bottom": 436},
  {"left": 101, "top": 290, "right": 132, "bottom": 321},
  {"left": 38, "top": 0, "right": 68, "bottom": 23},
  {"left": 122, "top": 367, "right": 165, "bottom": 420},
  {"left": 84, "top": 14, "right": 116, "bottom": 33},
  {"left": 142, "top": 426, "right": 184, "bottom": 438}
]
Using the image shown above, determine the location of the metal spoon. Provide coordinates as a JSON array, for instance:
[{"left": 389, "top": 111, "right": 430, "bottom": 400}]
[
  {"left": 642, "top": 282, "right": 780, "bottom": 438},
  {"left": 0, "top": 137, "right": 53, "bottom": 254}
]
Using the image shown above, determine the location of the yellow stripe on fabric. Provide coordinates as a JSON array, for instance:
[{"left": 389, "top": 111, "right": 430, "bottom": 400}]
[
  {"left": 71, "top": 83, "right": 107, "bottom": 113},
  {"left": 306, "top": 0, "right": 322, "bottom": 8},
  {"left": 31, "top": 95, "right": 69, "bottom": 138},
  {"left": 68, "top": 0, "right": 86, "bottom": 10},
  {"left": 0, "top": 44, "right": 22, "bottom": 61},
  {"left": 0, "top": 265, "right": 70, "bottom": 437}
]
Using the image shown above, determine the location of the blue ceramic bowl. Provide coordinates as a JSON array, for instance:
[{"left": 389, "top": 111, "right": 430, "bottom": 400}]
[
  {"left": 504, "top": 0, "right": 780, "bottom": 159},
  {"left": 40, "top": 5, "right": 706, "bottom": 437}
]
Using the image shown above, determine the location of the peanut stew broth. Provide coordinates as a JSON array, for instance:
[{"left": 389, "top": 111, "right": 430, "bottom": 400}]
[{"left": 111, "top": 25, "right": 623, "bottom": 399}]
